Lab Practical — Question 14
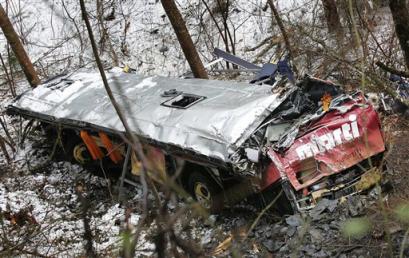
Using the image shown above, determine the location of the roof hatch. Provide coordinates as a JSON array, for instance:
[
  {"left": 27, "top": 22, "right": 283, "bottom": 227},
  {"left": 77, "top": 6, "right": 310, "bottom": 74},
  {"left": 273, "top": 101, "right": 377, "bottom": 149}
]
[{"left": 162, "top": 93, "right": 205, "bottom": 109}]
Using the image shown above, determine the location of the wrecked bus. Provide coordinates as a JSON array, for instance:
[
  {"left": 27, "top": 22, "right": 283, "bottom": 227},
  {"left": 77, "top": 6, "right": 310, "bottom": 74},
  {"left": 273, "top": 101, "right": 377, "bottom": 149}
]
[{"left": 6, "top": 68, "right": 386, "bottom": 213}]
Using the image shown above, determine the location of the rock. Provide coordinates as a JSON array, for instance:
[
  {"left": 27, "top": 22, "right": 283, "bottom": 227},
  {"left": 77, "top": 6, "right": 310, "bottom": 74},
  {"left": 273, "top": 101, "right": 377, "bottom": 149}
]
[
  {"left": 314, "top": 250, "right": 329, "bottom": 257},
  {"left": 262, "top": 239, "right": 274, "bottom": 252},
  {"left": 279, "top": 244, "right": 288, "bottom": 252},
  {"left": 318, "top": 224, "right": 330, "bottom": 232},
  {"left": 310, "top": 198, "right": 338, "bottom": 220},
  {"left": 329, "top": 221, "right": 340, "bottom": 230},
  {"left": 272, "top": 223, "right": 282, "bottom": 233},
  {"left": 348, "top": 203, "right": 359, "bottom": 217},
  {"left": 279, "top": 226, "right": 288, "bottom": 235},
  {"left": 264, "top": 228, "right": 272, "bottom": 238},
  {"left": 255, "top": 230, "right": 261, "bottom": 238},
  {"left": 302, "top": 244, "right": 319, "bottom": 256},
  {"left": 264, "top": 225, "right": 271, "bottom": 232},
  {"left": 285, "top": 214, "right": 303, "bottom": 227},
  {"left": 309, "top": 228, "right": 323, "bottom": 243},
  {"left": 273, "top": 241, "right": 285, "bottom": 252},
  {"left": 347, "top": 196, "right": 366, "bottom": 217},
  {"left": 287, "top": 226, "right": 296, "bottom": 237},
  {"left": 263, "top": 240, "right": 284, "bottom": 252},
  {"left": 257, "top": 227, "right": 265, "bottom": 234}
]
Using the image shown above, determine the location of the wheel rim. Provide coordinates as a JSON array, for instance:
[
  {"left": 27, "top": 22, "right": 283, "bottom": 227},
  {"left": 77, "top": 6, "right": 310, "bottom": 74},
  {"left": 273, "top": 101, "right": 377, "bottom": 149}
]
[
  {"left": 73, "top": 144, "right": 91, "bottom": 164},
  {"left": 194, "top": 182, "right": 212, "bottom": 209}
]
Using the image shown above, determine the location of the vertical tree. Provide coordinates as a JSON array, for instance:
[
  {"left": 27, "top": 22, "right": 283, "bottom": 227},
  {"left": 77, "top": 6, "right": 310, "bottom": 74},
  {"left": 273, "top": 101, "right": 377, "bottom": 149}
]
[
  {"left": 267, "top": 0, "right": 298, "bottom": 76},
  {"left": 0, "top": 4, "right": 40, "bottom": 87},
  {"left": 160, "top": 0, "right": 208, "bottom": 79},
  {"left": 321, "top": 0, "right": 343, "bottom": 34},
  {"left": 389, "top": 0, "right": 409, "bottom": 70}
]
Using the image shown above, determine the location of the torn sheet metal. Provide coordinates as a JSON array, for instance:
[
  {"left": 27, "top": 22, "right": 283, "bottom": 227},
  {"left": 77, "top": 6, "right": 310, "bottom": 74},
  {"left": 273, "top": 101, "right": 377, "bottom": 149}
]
[
  {"left": 267, "top": 95, "right": 385, "bottom": 191},
  {"left": 8, "top": 69, "right": 293, "bottom": 164},
  {"left": 273, "top": 92, "right": 363, "bottom": 152}
]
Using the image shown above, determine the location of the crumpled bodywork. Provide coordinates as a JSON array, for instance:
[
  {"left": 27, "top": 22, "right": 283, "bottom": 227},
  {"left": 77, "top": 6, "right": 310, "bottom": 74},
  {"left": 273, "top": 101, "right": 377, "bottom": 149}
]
[
  {"left": 265, "top": 93, "right": 385, "bottom": 192},
  {"left": 7, "top": 67, "right": 386, "bottom": 211},
  {"left": 7, "top": 69, "right": 294, "bottom": 166}
]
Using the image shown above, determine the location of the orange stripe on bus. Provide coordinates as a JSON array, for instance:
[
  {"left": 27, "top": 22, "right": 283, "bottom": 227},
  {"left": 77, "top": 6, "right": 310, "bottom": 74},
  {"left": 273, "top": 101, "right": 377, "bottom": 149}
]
[
  {"left": 80, "top": 131, "right": 104, "bottom": 160},
  {"left": 98, "top": 132, "right": 123, "bottom": 164}
]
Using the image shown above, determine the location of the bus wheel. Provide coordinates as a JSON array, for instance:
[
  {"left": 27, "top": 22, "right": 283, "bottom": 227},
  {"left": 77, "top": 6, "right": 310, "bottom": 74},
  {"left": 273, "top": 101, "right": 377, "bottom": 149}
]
[{"left": 187, "top": 171, "right": 224, "bottom": 213}]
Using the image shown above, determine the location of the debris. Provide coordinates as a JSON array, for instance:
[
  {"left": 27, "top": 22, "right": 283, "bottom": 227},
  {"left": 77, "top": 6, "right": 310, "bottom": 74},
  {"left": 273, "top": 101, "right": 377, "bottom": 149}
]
[
  {"left": 212, "top": 235, "right": 232, "bottom": 255},
  {"left": 287, "top": 226, "right": 297, "bottom": 237},
  {"left": 310, "top": 198, "right": 338, "bottom": 221},
  {"left": 309, "top": 228, "right": 323, "bottom": 243},
  {"left": 347, "top": 196, "right": 366, "bottom": 217},
  {"left": 262, "top": 239, "right": 274, "bottom": 252},
  {"left": 285, "top": 214, "right": 303, "bottom": 227}
]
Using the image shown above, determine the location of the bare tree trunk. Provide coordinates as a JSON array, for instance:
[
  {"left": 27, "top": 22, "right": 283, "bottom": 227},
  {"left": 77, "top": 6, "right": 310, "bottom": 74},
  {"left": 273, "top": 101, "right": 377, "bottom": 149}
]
[
  {"left": 0, "top": 4, "right": 40, "bottom": 87},
  {"left": 160, "top": 0, "right": 208, "bottom": 79},
  {"left": 321, "top": 0, "right": 343, "bottom": 34},
  {"left": 389, "top": 0, "right": 409, "bottom": 70},
  {"left": 267, "top": 0, "right": 298, "bottom": 76},
  {"left": 79, "top": 3, "right": 157, "bottom": 257},
  {"left": 96, "top": 0, "right": 119, "bottom": 66}
]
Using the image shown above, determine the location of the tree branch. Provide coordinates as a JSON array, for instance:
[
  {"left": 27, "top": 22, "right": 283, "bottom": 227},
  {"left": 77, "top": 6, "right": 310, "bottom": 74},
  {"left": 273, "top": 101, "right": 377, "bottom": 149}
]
[
  {"left": 267, "top": 0, "right": 299, "bottom": 76},
  {"left": 375, "top": 61, "right": 409, "bottom": 78}
]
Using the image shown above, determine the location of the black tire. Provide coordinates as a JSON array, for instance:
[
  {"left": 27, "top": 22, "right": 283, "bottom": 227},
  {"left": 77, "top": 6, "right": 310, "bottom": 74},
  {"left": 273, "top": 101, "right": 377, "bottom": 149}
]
[
  {"left": 62, "top": 134, "right": 93, "bottom": 165},
  {"left": 259, "top": 184, "right": 294, "bottom": 216},
  {"left": 60, "top": 133, "right": 104, "bottom": 174},
  {"left": 47, "top": 129, "right": 122, "bottom": 178},
  {"left": 187, "top": 171, "right": 224, "bottom": 213}
]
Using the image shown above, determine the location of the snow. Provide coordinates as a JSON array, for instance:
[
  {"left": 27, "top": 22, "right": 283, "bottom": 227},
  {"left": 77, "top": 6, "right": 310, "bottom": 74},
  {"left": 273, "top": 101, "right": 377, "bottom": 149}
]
[
  {"left": 0, "top": 156, "right": 153, "bottom": 256},
  {"left": 0, "top": 130, "right": 152, "bottom": 255},
  {"left": 0, "top": 0, "right": 313, "bottom": 78},
  {"left": 128, "top": 76, "right": 157, "bottom": 91}
]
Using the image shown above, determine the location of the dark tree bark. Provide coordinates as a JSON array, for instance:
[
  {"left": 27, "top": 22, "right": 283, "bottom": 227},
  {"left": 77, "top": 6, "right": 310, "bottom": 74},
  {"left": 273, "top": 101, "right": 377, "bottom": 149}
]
[
  {"left": 267, "top": 0, "right": 298, "bottom": 76},
  {"left": 0, "top": 4, "right": 40, "bottom": 87},
  {"left": 389, "top": 0, "right": 409, "bottom": 70},
  {"left": 321, "top": 0, "right": 343, "bottom": 34},
  {"left": 160, "top": 0, "right": 208, "bottom": 79}
]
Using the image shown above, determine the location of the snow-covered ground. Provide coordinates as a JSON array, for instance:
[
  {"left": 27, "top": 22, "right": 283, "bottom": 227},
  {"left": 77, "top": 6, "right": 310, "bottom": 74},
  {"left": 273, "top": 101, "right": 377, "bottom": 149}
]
[
  {"left": 0, "top": 138, "right": 153, "bottom": 256},
  {"left": 0, "top": 0, "right": 315, "bottom": 77}
]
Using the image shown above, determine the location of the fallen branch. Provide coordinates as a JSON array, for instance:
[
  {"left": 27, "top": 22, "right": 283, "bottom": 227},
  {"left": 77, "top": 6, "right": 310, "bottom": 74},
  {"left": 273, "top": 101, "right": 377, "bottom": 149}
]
[
  {"left": 245, "top": 35, "right": 282, "bottom": 52},
  {"left": 375, "top": 61, "right": 409, "bottom": 78}
]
